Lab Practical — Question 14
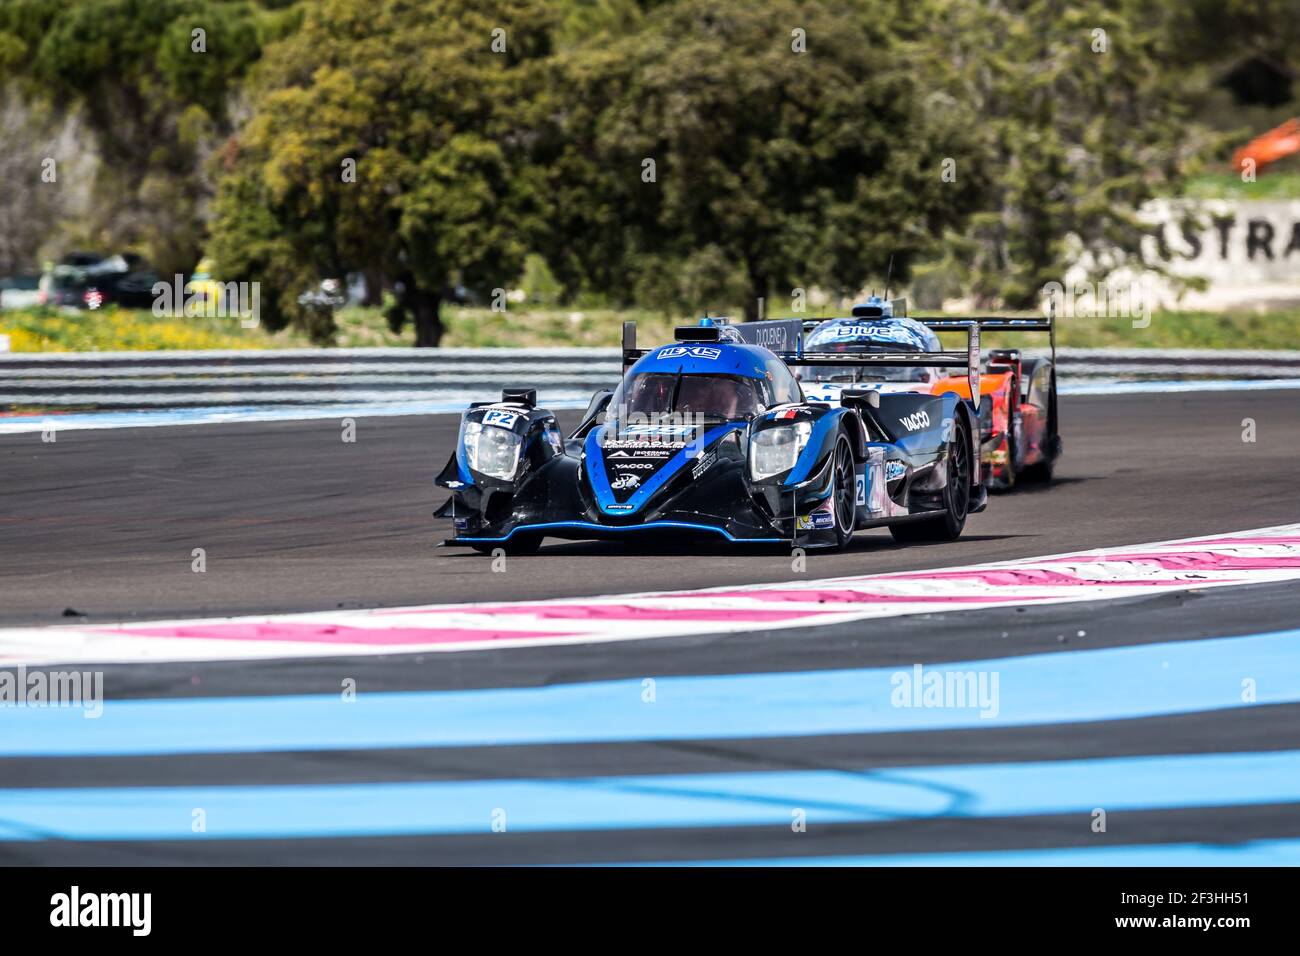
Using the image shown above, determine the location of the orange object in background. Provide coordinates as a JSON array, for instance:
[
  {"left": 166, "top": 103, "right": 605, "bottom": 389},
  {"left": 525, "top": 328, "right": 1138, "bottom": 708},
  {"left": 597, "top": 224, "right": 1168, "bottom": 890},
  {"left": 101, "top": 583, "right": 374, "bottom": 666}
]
[{"left": 1233, "top": 118, "right": 1300, "bottom": 173}]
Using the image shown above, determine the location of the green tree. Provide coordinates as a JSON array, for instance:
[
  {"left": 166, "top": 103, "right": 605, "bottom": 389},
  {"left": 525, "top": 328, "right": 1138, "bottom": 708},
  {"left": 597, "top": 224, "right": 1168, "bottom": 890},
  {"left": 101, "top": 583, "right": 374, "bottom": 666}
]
[
  {"left": 209, "top": 0, "right": 556, "bottom": 345},
  {"left": 535, "top": 0, "right": 969, "bottom": 318},
  {"left": 903, "top": 0, "right": 1212, "bottom": 307},
  {"left": 1168, "top": 0, "right": 1299, "bottom": 110},
  {"left": 0, "top": 0, "right": 286, "bottom": 274},
  {"left": 539, "top": 0, "right": 1216, "bottom": 314}
]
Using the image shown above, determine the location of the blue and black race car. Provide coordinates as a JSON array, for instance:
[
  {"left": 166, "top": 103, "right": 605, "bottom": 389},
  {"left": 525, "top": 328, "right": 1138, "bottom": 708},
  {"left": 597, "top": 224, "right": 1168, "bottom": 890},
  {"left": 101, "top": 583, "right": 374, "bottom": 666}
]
[
  {"left": 797, "top": 297, "right": 1062, "bottom": 490},
  {"left": 435, "top": 318, "right": 988, "bottom": 554}
]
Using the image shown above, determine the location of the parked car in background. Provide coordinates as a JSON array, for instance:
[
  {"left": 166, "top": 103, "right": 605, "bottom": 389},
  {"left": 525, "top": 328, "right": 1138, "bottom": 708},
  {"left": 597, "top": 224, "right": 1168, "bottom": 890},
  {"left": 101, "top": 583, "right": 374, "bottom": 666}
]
[
  {"left": 38, "top": 252, "right": 116, "bottom": 307},
  {"left": 82, "top": 266, "right": 162, "bottom": 311},
  {"left": 36, "top": 253, "right": 160, "bottom": 311},
  {"left": 38, "top": 264, "right": 91, "bottom": 307},
  {"left": 0, "top": 275, "right": 42, "bottom": 309}
]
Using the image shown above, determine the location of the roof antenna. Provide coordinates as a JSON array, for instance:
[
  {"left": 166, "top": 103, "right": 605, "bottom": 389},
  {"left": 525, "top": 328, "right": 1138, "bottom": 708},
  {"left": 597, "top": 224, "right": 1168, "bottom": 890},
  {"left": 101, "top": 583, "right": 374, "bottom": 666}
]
[{"left": 884, "top": 253, "right": 895, "bottom": 302}]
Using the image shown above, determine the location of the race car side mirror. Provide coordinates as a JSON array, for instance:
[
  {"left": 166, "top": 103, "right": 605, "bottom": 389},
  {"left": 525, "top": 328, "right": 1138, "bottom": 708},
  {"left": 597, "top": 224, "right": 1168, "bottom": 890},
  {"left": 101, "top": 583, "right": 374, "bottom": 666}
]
[
  {"left": 569, "top": 389, "right": 614, "bottom": 440},
  {"left": 501, "top": 388, "right": 537, "bottom": 409}
]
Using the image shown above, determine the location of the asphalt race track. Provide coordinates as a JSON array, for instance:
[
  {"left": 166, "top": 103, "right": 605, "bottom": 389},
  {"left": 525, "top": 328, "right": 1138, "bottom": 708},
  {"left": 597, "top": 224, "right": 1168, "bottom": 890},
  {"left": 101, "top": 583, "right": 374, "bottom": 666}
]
[
  {"left": 3, "top": 389, "right": 1299, "bottom": 625},
  {"left": 1, "top": 387, "right": 1299, "bottom": 864}
]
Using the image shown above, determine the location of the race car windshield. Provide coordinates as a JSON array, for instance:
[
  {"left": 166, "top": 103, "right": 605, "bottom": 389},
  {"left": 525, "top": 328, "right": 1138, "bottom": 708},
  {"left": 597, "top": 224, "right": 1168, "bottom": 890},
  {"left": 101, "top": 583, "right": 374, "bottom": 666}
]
[
  {"left": 615, "top": 372, "right": 763, "bottom": 420},
  {"left": 800, "top": 344, "right": 933, "bottom": 384}
]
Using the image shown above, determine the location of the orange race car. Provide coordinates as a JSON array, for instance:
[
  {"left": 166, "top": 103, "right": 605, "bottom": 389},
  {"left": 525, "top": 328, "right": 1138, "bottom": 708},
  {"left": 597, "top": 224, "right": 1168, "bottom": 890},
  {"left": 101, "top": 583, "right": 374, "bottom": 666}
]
[
  {"left": 797, "top": 299, "right": 1062, "bottom": 490},
  {"left": 1232, "top": 119, "right": 1300, "bottom": 174}
]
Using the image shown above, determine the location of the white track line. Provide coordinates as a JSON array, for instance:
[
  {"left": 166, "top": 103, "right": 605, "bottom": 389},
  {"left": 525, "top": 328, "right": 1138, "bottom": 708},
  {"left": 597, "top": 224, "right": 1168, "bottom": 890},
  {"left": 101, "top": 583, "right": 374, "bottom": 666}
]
[{"left": 1, "top": 524, "right": 1297, "bottom": 666}]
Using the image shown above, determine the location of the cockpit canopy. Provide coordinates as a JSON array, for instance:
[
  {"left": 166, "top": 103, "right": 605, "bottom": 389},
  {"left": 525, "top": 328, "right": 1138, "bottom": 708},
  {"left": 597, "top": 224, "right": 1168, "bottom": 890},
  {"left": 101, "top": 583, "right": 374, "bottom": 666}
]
[
  {"left": 800, "top": 316, "right": 943, "bottom": 385},
  {"left": 617, "top": 372, "right": 764, "bottom": 419},
  {"left": 610, "top": 342, "right": 802, "bottom": 421}
]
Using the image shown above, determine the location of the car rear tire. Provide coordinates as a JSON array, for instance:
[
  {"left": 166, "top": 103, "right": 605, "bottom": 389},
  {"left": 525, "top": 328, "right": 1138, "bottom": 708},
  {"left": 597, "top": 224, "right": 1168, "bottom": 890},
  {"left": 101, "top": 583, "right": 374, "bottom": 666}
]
[
  {"left": 889, "top": 417, "right": 971, "bottom": 543},
  {"left": 1019, "top": 456, "right": 1054, "bottom": 484},
  {"left": 1018, "top": 367, "right": 1057, "bottom": 485},
  {"left": 995, "top": 404, "right": 1018, "bottom": 492}
]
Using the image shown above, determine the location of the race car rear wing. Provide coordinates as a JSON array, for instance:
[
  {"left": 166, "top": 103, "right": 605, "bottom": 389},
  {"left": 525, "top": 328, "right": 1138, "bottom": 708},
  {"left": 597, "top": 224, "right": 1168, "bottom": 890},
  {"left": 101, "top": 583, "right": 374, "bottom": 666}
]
[
  {"left": 621, "top": 317, "right": 805, "bottom": 364},
  {"left": 788, "top": 328, "right": 981, "bottom": 406},
  {"left": 727, "top": 317, "right": 982, "bottom": 405},
  {"left": 623, "top": 317, "right": 983, "bottom": 403},
  {"left": 919, "top": 302, "right": 1056, "bottom": 367}
]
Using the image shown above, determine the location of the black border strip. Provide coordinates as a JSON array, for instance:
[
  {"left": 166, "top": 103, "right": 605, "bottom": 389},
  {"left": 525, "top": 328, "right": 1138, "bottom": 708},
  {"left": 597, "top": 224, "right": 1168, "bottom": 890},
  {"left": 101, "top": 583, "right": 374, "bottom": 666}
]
[
  {"left": 3, "top": 803, "right": 1297, "bottom": 867},
  {"left": 7, "top": 703, "right": 1298, "bottom": 789}
]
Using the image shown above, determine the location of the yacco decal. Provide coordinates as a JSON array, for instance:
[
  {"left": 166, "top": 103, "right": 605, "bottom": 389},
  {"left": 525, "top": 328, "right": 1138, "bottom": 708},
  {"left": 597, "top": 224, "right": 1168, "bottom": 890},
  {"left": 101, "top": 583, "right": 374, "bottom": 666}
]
[
  {"left": 0, "top": 524, "right": 1298, "bottom": 664},
  {"left": 899, "top": 411, "right": 930, "bottom": 432}
]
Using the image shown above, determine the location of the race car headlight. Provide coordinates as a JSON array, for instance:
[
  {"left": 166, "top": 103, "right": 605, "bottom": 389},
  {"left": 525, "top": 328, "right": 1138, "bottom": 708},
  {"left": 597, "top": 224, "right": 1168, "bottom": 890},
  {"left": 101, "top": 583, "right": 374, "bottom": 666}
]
[
  {"left": 749, "top": 421, "right": 812, "bottom": 481},
  {"left": 462, "top": 421, "right": 522, "bottom": 480}
]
